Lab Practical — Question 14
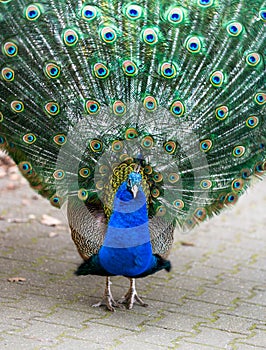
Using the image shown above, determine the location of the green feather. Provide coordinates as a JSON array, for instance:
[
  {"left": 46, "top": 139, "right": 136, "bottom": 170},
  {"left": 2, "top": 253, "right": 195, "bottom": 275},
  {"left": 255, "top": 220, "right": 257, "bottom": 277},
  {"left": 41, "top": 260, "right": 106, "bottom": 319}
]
[{"left": 0, "top": 0, "right": 265, "bottom": 233}]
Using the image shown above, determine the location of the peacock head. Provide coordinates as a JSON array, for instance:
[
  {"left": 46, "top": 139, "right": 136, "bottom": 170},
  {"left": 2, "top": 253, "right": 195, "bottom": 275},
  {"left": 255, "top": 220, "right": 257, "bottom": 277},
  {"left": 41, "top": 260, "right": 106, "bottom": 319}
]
[{"left": 127, "top": 171, "right": 142, "bottom": 198}]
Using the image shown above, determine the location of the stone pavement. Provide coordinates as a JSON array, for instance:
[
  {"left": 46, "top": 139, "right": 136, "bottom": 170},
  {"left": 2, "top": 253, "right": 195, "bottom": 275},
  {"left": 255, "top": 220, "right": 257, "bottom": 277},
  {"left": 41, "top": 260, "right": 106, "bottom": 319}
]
[{"left": 0, "top": 156, "right": 265, "bottom": 350}]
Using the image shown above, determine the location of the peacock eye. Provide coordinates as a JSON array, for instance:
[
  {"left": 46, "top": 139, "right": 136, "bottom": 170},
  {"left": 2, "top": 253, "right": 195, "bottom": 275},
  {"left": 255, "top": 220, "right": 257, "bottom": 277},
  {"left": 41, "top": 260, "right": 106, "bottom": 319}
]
[
  {"left": 93, "top": 63, "right": 109, "bottom": 79},
  {"left": 254, "top": 92, "right": 266, "bottom": 105},
  {"left": 53, "top": 169, "right": 65, "bottom": 180},
  {"left": 141, "top": 135, "right": 154, "bottom": 149},
  {"left": 19, "top": 161, "right": 32, "bottom": 174},
  {"left": 246, "top": 52, "right": 261, "bottom": 67},
  {"left": 63, "top": 29, "right": 79, "bottom": 46},
  {"left": 111, "top": 140, "right": 123, "bottom": 152},
  {"left": 100, "top": 27, "right": 117, "bottom": 44},
  {"left": 122, "top": 60, "right": 138, "bottom": 77},
  {"left": 167, "top": 7, "right": 184, "bottom": 24},
  {"left": 113, "top": 101, "right": 126, "bottom": 116},
  {"left": 79, "top": 167, "right": 91, "bottom": 178},
  {"left": 259, "top": 9, "right": 266, "bottom": 21},
  {"left": 210, "top": 71, "right": 224, "bottom": 87},
  {"left": 78, "top": 188, "right": 89, "bottom": 201},
  {"left": 170, "top": 100, "right": 185, "bottom": 117},
  {"left": 81, "top": 5, "right": 98, "bottom": 21},
  {"left": 198, "top": 0, "right": 213, "bottom": 6},
  {"left": 200, "top": 179, "right": 212, "bottom": 189},
  {"left": 11, "top": 100, "right": 24, "bottom": 113},
  {"left": 143, "top": 96, "right": 157, "bottom": 111},
  {"left": 44, "top": 62, "right": 61, "bottom": 79},
  {"left": 168, "top": 173, "right": 179, "bottom": 183},
  {"left": 194, "top": 208, "right": 206, "bottom": 221},
  {"left": 156, "top": 205, "right": 166, "bottom": 216},
  {"left": 142, "top": 28, "right": 158, "bottom": 45},
  {"left": 53, "top": 134, "right": 67, "bottom": 146},
  {"left": 231, "top": 178, "right": 244, "bottom": 192},
  {"left": 25, "top": 4, "right": 42, "bottom": 21},
  {"left": 160, "top": 62, "right": 178, "bottom": 79},
  {"left": 23, "top": 133, "right": 36, "bottom": 144},
  {"left": 200, "top": 139, "right": 212, "bottom": 152},
  {"left": 185, "top": 36, "right": 202, "bottom": 53},
  {"left": 125, "top": 4, "right": 143, "bottom": 20},
  {"left": 233, "top": 145, "right": 245, "bottom": 157},
  {"left": 44, "top": 102, "right": 60, "bottom": 116},
  {"left": 3, "top": 42, "right": 18, "bottom": 57},
  {"left": 90, "top": 139, "right": 103, "bottom": 152},
  {"left": 173, "top": 199, "right": 184, "bottom": 209},
  {"left": 226, "top": 22, "right": 243, "bottom": 37},
  {"left": 153, "top": 173, "right": 163, "bottom": 182},
  {"left": 125, "top": 128, "right": 138, "bottom": 140},
  {"left": 1, "top": 67, "right": 15, "bottom": 81},
  {"left": 254, "top": 161, "right": 266, "bottom": 175},
  {"left": 225, "top": 193, "right": 238, "bottom": 205},
  {"left": 215, "top": 106, "right": 229, "bottom": 120},
  {"left": 164, "top": 141, "right": 176, "bottom": 154},
  {"left": 85, "top": 100, "right": 100, "bottom": 115},
  {"left": 246, "top": 116, "right": 259, "bottom": 128}
]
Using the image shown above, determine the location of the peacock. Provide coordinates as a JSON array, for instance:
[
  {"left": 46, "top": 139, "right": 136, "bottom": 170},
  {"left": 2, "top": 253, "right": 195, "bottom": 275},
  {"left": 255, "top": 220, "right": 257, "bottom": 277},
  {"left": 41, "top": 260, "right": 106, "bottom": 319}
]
[{"left": 0, "top": 0, "right": 265, "bottom": 311}]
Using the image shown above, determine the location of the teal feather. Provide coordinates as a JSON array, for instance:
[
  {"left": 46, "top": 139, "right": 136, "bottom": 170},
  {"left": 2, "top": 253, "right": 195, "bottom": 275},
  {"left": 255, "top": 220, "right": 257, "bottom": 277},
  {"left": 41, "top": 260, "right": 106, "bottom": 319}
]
[{"left": 0, "top": 0, "right": 265, "bottom": 309}]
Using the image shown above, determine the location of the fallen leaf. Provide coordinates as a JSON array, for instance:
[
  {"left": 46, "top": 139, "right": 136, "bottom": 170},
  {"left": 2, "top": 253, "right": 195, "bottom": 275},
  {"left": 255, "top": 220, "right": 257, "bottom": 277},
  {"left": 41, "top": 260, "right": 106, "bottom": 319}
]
[
  {"left": 180, "top": 241, "right": 195, "bottom": 247},
  {"left": 22, "top": 199, "right": 30, "bottom": 206},
  {"left": 31, "top": 194, "right": 39, "bottom": 200},
  {"left": 48, "top": 231, "right": 59, "bottom": 238},
  {"left": 7, "top": 183, "right": 17, "bottom": 190},
  {"left": 8, "top": 277, "right": 26, "bottom": 283},
  {"left": 0, "top": 168, "right": 7, "bottom": 178},
  {"left": 7, "top": 218, "right": 29, "bottom": 223},
  {"left": 41, "top": 214, "right": 62, "bottom": 227},
  {"left": 9, "top": 173, "right": 20, "bottom": 181}
]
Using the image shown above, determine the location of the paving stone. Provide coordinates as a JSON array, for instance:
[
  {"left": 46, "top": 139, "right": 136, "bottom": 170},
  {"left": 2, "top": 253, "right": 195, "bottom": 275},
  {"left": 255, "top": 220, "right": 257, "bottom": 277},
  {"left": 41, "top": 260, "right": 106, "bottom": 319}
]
[
  {"left": 208, "top": 313, "right": 256, "bottom": 335},
  {"left": 227, "top": 302, "right": 266, "bottom": 322},
  {"left": 186, "top": 326, "right": 244, "bottom": 348},
  {"left": 241, "top": 329, "right": 266, "bottom": 348},
  {"left": 179, "top": 299, "right": 229, "bottom": 319},
  {"left": 1, "top": 156, "right": 266, "bottom": 349},
  {"left": 234, "top": 342, "right": 266, "bottom": 349},
  {"left": 194, "top": 287, "right": 239, "bottom": 307}
]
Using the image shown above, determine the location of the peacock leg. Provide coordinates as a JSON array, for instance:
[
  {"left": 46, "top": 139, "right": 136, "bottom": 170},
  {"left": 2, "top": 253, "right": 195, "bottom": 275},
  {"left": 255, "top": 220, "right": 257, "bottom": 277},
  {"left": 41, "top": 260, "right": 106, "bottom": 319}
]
[
  {"left": 119, "top": 278, "right": 148, "bottom": 309},
  {"left": 92, "top": 276, "right": 118, "bottom": 312}
]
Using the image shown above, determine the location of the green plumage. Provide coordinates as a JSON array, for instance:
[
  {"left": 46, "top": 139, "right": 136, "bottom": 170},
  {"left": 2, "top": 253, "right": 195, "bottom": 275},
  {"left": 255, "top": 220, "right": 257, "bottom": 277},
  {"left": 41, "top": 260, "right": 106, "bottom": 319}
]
[{"left": 0, "top": 0, "right": 265, "bottom": 309}]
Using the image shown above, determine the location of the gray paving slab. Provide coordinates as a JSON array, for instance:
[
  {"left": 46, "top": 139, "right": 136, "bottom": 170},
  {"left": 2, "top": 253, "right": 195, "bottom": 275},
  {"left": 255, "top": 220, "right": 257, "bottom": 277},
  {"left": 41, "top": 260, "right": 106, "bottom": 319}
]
[{"left": 0, "top": 155, "right": 266, "bottom": 349}]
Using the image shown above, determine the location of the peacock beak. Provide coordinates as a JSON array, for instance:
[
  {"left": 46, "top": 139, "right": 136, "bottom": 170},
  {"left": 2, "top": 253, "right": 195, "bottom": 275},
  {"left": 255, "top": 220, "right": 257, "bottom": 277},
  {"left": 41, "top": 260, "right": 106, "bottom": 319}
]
[{"left": 131, "top": 184, "right": 138, "bottom": 198}]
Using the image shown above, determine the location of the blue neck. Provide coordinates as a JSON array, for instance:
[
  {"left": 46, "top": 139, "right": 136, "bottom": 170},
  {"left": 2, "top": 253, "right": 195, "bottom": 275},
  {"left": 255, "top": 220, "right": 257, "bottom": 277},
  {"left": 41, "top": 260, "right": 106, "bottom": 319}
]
[{"left": 99, "top": 181, "right": 153, "bottom": 277}]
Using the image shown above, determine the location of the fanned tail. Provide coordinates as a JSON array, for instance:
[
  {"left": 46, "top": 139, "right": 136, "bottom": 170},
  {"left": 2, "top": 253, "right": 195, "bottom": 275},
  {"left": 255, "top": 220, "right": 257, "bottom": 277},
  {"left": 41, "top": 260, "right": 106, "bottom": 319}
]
[{"left": 0, "top": 0, "right": 265, "bottom": 231}]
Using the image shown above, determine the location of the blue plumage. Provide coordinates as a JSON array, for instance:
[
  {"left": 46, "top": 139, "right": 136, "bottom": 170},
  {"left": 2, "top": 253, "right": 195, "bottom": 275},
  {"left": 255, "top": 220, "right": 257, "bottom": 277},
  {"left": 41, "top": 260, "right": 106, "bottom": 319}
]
[{"left": 99, "top": 179, "right": 153, "bottom": 276}]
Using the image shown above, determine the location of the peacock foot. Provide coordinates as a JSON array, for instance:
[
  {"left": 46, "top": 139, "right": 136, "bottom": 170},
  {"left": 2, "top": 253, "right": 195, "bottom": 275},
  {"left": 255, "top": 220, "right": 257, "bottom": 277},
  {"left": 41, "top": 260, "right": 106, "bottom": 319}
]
[
  {"left": 119, "top": 278, "right": 148, "bottom": 309},
  {"left": 92, "top": 277, "right": 119, "bottom": 312}
]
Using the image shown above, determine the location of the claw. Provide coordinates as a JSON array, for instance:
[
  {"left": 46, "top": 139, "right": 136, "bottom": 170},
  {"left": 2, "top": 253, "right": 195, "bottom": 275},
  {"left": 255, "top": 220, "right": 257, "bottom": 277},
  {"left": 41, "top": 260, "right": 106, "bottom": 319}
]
[
  {"left": 119, "top": 278, "right": 148, "bottom": 309},
  {"left": 92, "top": 277, "right": 119, "bottom": 312}
]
